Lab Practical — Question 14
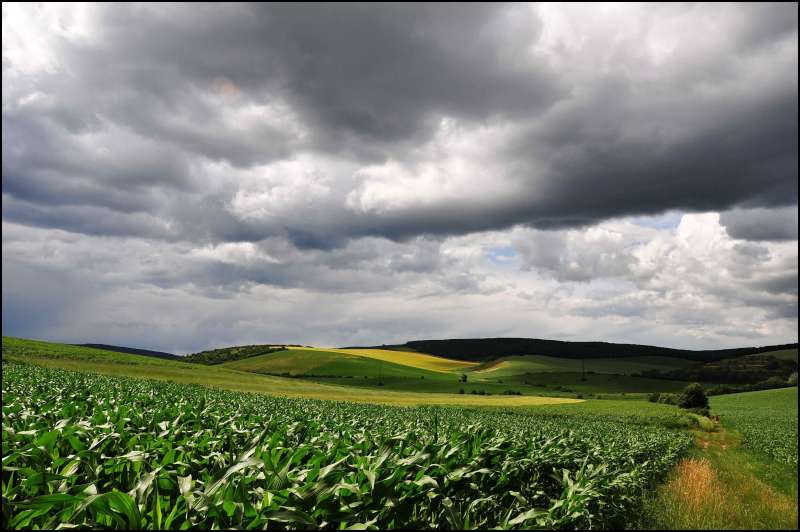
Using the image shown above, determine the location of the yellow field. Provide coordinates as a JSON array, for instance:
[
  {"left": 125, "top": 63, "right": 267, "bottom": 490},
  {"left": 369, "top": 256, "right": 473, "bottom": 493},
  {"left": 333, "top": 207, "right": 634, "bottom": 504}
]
[{"left": 299, "top": 347, "right": 480, "bottom": 373}]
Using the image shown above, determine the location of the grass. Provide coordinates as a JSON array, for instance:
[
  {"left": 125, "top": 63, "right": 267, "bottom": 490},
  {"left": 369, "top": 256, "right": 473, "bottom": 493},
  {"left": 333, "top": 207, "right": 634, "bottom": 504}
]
[
  {"left": 0, "top": 337, "right": 576, "bottom": 408},
  {"left": 470, "top": 354, "right": 692, "bottom": 376},
  {"left": 294, "top": 347, "right": 479, "bottom": 372},
  {"left": 219, "top": 346, "right": 692, "bottom": 396},
  {"left": 221, "top": 348, "right": 446, "bottom": 380},
  {"left": 646, "top": 428, "right": 798, "bottom": 529},
  {"left": 0, "top": 336, "right": 703, "bottom": 417},
  {"left": 480, "top": 370, "right": 692, "bottom": 393},
  {"left": 646, "top": 387, "right": 798, "bottom": 529},
  {"left": 3, "top": 336, "right": 702, "bottom": 425}
]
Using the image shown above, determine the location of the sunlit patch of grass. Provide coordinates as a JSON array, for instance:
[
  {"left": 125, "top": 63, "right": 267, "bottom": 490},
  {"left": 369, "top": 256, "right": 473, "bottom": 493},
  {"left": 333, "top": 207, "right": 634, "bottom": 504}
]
[{"left": 307, "top": 347, "right": 480, "bottom": 373}]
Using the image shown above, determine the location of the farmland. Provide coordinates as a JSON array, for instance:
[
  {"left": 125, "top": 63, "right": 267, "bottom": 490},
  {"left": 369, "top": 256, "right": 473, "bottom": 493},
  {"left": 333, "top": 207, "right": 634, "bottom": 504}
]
[
  {"left": 647, "top": 386, "right": 798, "bottom": 529},
  {"left": 218, "top": 346, "right": 697, "bottom": 396},
  {"left": 0, "top": 338, "right": 580, "bottom": 408},
  {"left": 2, "top": 336, "right": 797, "bottom": 529},
  {"left": 2, "top": 362, "right": 690, "bottom": 529},
  {"left": 711, "top": 387, "right": 798, "bottom": 466}
]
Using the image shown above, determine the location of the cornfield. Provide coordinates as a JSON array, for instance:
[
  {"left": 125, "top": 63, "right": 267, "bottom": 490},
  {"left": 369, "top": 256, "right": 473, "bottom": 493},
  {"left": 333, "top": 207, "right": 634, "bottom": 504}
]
[
  {"left": 2, "top": 363, "right": 690, "bottom": 529},
  {"left": 711, "top": 387, "right": 798, "bottom": 466}
]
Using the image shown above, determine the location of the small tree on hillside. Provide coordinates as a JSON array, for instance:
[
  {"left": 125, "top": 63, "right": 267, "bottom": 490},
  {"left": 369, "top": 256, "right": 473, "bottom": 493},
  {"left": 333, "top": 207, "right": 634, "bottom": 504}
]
[
  {"left": 459, "top": 373, "right": 468, "bottom": 383},
  {"left": 678, "top": 382, "right": 709, "bottom": 409}
]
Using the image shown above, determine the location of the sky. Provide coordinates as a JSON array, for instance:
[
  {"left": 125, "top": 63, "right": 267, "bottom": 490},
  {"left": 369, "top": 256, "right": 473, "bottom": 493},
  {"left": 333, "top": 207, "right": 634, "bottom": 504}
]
[{"left": 2, "top": 3, "right": 797, "bottom": 354}]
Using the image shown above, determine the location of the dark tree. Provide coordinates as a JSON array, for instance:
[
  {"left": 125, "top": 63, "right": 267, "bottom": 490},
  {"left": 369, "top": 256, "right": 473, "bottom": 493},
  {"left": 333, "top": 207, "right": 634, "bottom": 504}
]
[{"left": 678, "top": 383, "right": 709, "bottom": 409}]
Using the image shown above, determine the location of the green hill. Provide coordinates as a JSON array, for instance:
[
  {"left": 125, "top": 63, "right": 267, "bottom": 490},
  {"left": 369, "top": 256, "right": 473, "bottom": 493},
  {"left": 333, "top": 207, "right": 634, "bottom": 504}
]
[
  {"left": 218, "top": 347, "right": 694, "bottom": 396},
  {"left": 181, "top": 344, "right": 287, "bottom": 365},
  {"left": 470, "top": 354, "right": 693, "bottom": 377},
  {"left": 220, "top": 347, "right": 444, "bottom": 380},
  {"left": 395, "top": 338, "right": 798, "bottom": 362},
  {"left": 641, "top": 348, "right": 798, "bottom": 385},
  {"left": 78, "top": 343, "right": 181, "bottom": 361},
  {"left": 0, "top": 336, "right": 578, "bottom": 407}
]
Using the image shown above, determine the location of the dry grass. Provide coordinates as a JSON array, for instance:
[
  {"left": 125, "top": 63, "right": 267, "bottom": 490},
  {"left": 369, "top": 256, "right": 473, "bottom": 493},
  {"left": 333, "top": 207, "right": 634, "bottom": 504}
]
[
  {"left": 656, "top": 458, "right": 725, "bottom": 528},
  {"left": 649, "top": 430, "right": 798, "bottom": 530}
]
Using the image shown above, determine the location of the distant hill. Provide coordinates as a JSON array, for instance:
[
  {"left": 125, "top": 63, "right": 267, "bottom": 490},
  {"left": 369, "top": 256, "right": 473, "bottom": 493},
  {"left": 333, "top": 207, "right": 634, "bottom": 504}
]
[
  {"left": 77, "top": 343, "right": 182, "bottom": 361},
  {"left": 641, "top": 351, "right": 798, "bottom": 384},
  {"left": 182, "top": 344, "right": 288, "bottom": 365},
  {"left": 360, "top": 338, "right": 800, "bottom": 363}
]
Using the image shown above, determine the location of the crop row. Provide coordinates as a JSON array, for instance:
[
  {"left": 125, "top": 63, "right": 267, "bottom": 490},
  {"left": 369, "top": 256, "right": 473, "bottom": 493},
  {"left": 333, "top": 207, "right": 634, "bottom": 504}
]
[{"left": 2, "top": 363, "right": 690, "bottom": 529}]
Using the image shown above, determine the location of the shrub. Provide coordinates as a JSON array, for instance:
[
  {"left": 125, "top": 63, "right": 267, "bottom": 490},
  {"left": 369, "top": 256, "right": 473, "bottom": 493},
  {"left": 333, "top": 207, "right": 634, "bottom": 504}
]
[
  {"left": 788, "top": 372, "right": 798, "bottom": 386},
  {"left": 459, "top": 388, "right": 465, "bottom": 394},
  {"left": 648, "top": 392, "right": 661, "bottom": 403},
  {"left": 678, "top": 383, "right": 709, "bottom": 410},
  {"left": 657, "top": 393, "right": 679, "bottom": 405},
  {"left": 761, "top": 376, "right": 787, "bottom": 389}
]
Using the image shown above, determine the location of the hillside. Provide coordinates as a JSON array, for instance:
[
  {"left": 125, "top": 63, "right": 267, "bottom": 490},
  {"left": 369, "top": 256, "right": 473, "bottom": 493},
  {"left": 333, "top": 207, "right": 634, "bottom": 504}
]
[
  {"left": 181, "top": 344, "right": 287, "bottom": 365},
  {"left": 393, "top": 338, "right": 799, "bottom": 362},
  {"left": 641, "top": 349, "right": 798, "bottom": 385},
  {"left": 219, "top": 346, "right": 695, "bottom": 396},
  {"left": 470, "top": 354, "right": 694, "bottom": 376},
  {"left": 220, "top": 348, "right": 448, "bottom": 379},
  {"left": 0, "top": 336, "right": 579, "bottom": 407},
  {"left": 78, "top": 343, "right": 182, "bottom": 361}
]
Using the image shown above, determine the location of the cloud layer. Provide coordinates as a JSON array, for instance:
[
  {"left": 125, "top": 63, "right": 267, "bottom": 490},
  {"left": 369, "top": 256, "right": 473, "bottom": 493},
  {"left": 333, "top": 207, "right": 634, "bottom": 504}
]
[{"left": 2, "top": 3, "right": 797, "bottom": 352}]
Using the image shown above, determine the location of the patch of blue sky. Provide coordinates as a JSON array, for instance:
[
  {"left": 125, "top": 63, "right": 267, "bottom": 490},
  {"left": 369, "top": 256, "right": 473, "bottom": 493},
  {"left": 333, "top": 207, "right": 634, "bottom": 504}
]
[
  {"left": 630, "top": 210, "right": 683, "bottom": 230},
  {"left": 485, "top": 245, "right": 520, "bottom": 269}
]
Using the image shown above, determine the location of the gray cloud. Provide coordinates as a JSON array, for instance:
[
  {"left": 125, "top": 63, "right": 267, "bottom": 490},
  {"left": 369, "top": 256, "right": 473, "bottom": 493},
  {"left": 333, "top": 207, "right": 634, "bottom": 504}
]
[
  {"left": 719, "top": 206, "right": 799, "bottom": 241},
  {"left": 2, "top": 4, "right": 797, "bottom": 351},
  {"left": 3, "top": 3, "right": 797, "bottom": 248}
]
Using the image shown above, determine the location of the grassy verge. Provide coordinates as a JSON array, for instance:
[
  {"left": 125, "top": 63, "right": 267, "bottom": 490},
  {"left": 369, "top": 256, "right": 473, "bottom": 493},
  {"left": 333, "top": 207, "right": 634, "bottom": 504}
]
[{"left": 644, "top": 425, "right": 798, "bottom": 529}]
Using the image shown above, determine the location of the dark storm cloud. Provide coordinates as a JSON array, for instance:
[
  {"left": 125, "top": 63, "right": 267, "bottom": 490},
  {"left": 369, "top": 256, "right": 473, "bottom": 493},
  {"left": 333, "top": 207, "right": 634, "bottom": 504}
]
[
  {"left": 3, "top": 3, "right": 798, "bottom": 249},
  {"left": 2, "top": 3, "right": 796, "bottom": 250},
  {"left": 719, "top": 207, "right": 799, "bottom": 241},
  {"left": 1, "top": 257, "right": 105, "bottom": 340},
  {"left": 508, "top": 79, "right": 798, "bottom": 229},
  {"left": 2, "top": 2, "right": 798, "bottom": 354}
]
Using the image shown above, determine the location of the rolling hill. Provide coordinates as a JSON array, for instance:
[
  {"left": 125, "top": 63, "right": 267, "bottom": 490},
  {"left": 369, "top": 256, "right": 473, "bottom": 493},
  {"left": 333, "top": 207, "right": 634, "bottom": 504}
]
[
  {"left": 0, "top": 337, "right": 578, "bottom": 407},
  {"left": 377, "top": 338, "right": 800, "bottom": 362},
  {"left": 77, "top": 343, "right": 182, "bottom": 361}
]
